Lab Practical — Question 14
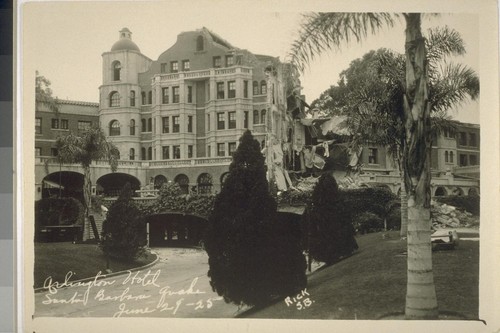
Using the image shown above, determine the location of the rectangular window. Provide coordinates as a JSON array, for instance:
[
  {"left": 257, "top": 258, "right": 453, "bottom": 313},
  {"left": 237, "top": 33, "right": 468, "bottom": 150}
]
[
  {"left": 148, "top": 91, "right": 152, "bottom": 104},
  {"left": 130, "top": 90, "right": 136, "bottom": 106},
  {"left": 51, "top": 118, "right": 59, "bottom": 129},
  {"left": 173, "top": 86, "right": 180, "bottom": 103},
  {"left": 162, "top": 146, "right": 170, "bottom": 159},
  {"left": 187, "top": 145, "right": 193, "bottom": 158},
  {"left": 243, "top": 80, "right": 248, "bottom": 98},
  {"left": 162, "top": 87, "right": 169, "bottom": 104},
  {"left": 213, "top": 56, "right": 221, "bottom": 68},
  {"left": 60, "top": 119, "right": 69, "bottom": 130},
  {"left": 147, "top": 118, "right": 152, "bottom": 132},
  {"left": 469, "top": 133, "right": 477, "bottom": 147},
  {"left": 217, "top": 112, "right": 225, "bottom": 130},
  {"left": 187, "top": 116, "right": 193, "bottom": 132},
  {"left": 459, "top": 132, "right": 467, "bottom": 146},
  {"left": 226, "top": 55, "right": 234, "bottom": 67},
  {"left": 161, "top": 63, "right": 168, "bottom": 73},
  {"left": 173, "top": 116, "right": 180, "bottom": 133},
  {"left": 142, "top": 92, "right": 146, "bottom": 105},
  {"left": 217, "top": 143, "right": 225, "bottom": 157},
  {"left": 244, "top": 111, "right": 249, "bottom": 128},
  {"left": 469, "top": 154, "right": 478, "bottom": 165},
  {"left": 228, "top": 142, "right": 237, "bottom": 156},
  {"left": 187, "top": 86, "right": 193, "bottom": 103},
  {"left": 173, "top": 145, "right": 181, "bottom": 159},
  {"left": 51, "top": 148, "right": 58, "bottom": 157},
  {"left": 228, "top": 111, "right": 236, "bottom": 129},
  {"left": 78, "top": 121, "right": 91, "bottom": 132},
  {"left": 171, "top": 61, "right": 178, "bottom": 73},
  {"left": 228, "top": 81, "right": 236, "bottom": 98},
  {"left": 35, "top": 147, "right": 41, "bottom": 157},
  {"left": 459, "top": 154, "right": 468, "bottom": 166},
  {"left": 207, "top": 144, "right": 211, "bottom": 157},
  {"left": 182, "top": 60, "right": 190, "bottom": 71},
  {"left": 368, "top": 148, "right": 378, "bottom": 164},
  {"left": 217, "top": 82, "right": 224, "bottom": 99},
  {"left": 207, "top": 114, "right": 210, "bottom": 131},
  {"left": 162, "top": 117, "right": 169, "bottom": 133},
  {"left": 35, "top": 118, "right": 42, "bottom": 134}
]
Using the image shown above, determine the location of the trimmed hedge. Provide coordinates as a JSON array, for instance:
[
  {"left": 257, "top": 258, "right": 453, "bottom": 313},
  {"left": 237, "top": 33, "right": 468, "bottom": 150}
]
[
  {"left": 307, "top": 174, "right": 358, "bottom": 264},
  {"left": 434, "top": 194, "right": 480, "bottom": 216},
  {"left": 35, "top": 197, "right": 84, "bottom": 227}
]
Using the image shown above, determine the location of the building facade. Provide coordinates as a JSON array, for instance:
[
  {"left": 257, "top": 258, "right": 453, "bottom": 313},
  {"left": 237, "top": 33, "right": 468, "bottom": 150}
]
[{"left": 35, "top": 27, "right": 295, "bottom": 199}]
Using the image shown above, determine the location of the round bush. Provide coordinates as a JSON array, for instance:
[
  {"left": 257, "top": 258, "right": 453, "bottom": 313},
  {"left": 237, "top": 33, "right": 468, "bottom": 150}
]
[{"left": 353, "top": 212, "right": 384, "bottom": 234}]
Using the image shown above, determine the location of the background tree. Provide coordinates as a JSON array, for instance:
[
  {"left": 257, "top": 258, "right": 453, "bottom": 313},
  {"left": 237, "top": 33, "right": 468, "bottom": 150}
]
[
  {"left": 56, "top": 126, "right": 119, "bottom": 217},
  {"left": 290, "top": 12, "right": 479, "bottom": 319},
  {"left": 204, "top": 130, "right": 306, "bottom": 307},
  {"left": 308, "top": 173, "right": 358, "bottom": 264},
  {"left": 101, "top": 183, "right": 146, "bottom": 260},
  {"left": 35, "top": 71, "right": 59, "bottom": 114},
  {"left": 311, "top": 30, "right": 478, "bottom": 236}
]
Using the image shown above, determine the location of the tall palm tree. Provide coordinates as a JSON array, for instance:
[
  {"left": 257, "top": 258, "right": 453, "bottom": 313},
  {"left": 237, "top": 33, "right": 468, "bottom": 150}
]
[
  {"left": 55, "top": 127, "right": 120, "bottom": 218},
  {"left": 290, "top": 12, "right": 478, "bottom": 319}
]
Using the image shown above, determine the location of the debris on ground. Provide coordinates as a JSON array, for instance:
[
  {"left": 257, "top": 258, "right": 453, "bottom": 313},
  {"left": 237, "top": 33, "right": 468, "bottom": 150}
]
[{"left": 431, "top": 200, "right": 479, "bottom": 229}]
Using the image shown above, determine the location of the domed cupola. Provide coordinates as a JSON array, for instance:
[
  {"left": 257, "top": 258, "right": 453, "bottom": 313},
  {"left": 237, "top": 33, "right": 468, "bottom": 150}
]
[{"left": 111, "top": 27, "right": 141, "bottom": 52}]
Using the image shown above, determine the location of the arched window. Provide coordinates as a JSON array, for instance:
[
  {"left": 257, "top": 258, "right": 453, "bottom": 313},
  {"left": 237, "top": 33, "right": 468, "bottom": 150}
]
[
  {"left": 435, "top": 187, "right": 447, "bottom": 197},
  {"left": 129, "top": 148, "right": 135, "bottom": 160},
  {"left": 260, "top": 109, "right": 266, "bottom": 125},
  {"left": 253, "top": 110, "right": 259, "bottom": 124},
  {"left": 253, "top": 81, "right": 259, "bottom": 95},
  {"left": 175, "top": 174, "right": 190, "bottom": 194},
  {"left": 450, "top": 151, "right": 454, "bottom": 163},
  {"left": 260, "top": 80, "right": 267, "bottom": 95},
  {"left": 130, "top": 90, "right": 136, "bottom": 106},
  {"left": 196, "top": 35, "right": 204, "bottom": 51},
  {"left": 445, "top": 151, "right": 449, "bottom": 163},
  {"left": 109, "top": 120, "right": 120, "bottom": 136},
  {"left": 220, "top": 172, "right": 229, "bottom": 186},
  {"left": 109, "top": 91, "right": 120, "bottom": 107},
  {"left": 113, "top": 61, "right": 121, "bottom": 81},
  {"left": 148, "top": 147, "right": 152, "bottom": 160},
  {"left": 141, "top": 147, "right": 146, "bottom": 160},
  {"left": 130, "top": 119, "right": 135, "bottom": 135},
  {"left": 197, "top": 173, "right": 213, "bottom": 194}
]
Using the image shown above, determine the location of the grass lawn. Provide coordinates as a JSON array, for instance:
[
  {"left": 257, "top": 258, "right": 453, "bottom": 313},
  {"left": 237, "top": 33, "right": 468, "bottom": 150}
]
[
  {"left": 244, "top": 230, "right": 479, "bottom": 320},
  {"left": 34, "top": 242, "right": 157, "bottom": 289}
]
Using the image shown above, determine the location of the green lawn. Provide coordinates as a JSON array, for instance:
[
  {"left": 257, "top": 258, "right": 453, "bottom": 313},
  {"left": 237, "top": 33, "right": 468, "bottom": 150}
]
[
  {"left": 244, "top": 230, "right": 479, "bottom": 320},
  {"left": 34, "top": 242, "right": 157, "bottom": 289}
]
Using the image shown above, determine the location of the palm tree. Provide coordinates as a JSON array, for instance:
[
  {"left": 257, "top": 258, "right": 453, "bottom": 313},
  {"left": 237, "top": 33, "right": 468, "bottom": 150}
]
[
  {"left": 55, "top": 127, "right": 120, "bottom": 218},
  {"left": 290, "top": 12, "right": 478, "bottom": 319}
]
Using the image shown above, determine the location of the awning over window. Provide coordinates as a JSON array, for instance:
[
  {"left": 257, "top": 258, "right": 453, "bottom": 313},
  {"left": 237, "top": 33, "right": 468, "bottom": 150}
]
[{"left": 43, "top": 180, "right": 64, "bottom": 189}]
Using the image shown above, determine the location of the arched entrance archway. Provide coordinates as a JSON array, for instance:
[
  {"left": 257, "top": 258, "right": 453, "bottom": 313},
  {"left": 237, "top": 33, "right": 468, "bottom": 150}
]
[
  {"left": 452, "top": 187, "right": 464, "bottom": 196},
  {"left": 468, "top": 187, "right": 479, "bottom": 196},
  {"left": 147, "top": 212, "right": 207, "bottom": 247},
  {"left": 434, "top": 187, "right": 447, "bottom": 197},
  {"left": 96, "top": 173, "right": 141, "bottom": 197},
  {"left": 197, "top": 173, "right": 213, "bottom": 194},
  {"left": 42, "top": 172, "right": 84, "bottom": 201},
  {"left": 154, "top": 175, "right": 167, "bottom": 189},
  {"left": 174, "top": 174, "right": 189, "bottom": 194}
]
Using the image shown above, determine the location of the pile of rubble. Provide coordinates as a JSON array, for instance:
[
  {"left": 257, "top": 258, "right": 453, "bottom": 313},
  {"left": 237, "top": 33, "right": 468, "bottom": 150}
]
[{"left": 431, "top": 200, "right": 479, "bottom": 229}]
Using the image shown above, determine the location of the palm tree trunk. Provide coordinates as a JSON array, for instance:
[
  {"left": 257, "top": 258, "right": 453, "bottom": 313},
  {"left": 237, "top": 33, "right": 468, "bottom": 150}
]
[
  {"left": 400, "top": 174, "right": 408, "bottom": 238},
  {"left": 403, "top": 13, "right": 438, "bottom": 319},
  {"left": 83, "top": 166, "right": 92, "bottom": 217}
]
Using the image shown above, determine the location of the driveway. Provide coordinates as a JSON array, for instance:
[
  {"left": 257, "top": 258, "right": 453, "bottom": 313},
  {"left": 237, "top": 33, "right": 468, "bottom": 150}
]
[{"left": 34, "top": 247, "right": 241, "bottom": 318}]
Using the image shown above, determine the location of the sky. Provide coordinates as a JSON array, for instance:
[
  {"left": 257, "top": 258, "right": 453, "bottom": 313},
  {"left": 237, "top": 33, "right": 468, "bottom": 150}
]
[{"left": 23, "top": 1, "right": 480, "bottom": 123}]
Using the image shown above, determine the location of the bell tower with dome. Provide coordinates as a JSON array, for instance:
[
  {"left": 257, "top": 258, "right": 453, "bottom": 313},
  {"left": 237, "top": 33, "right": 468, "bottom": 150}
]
[{"left": 99, "top": 28, "right": 152, "bottom": 160}]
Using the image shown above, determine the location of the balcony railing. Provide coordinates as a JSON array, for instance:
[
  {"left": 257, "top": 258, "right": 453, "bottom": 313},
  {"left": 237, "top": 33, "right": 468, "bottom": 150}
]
[
  {"left": 37, "top": 156, "right": 233, "bottom": 169},
  {"left": 156, "top": 66, "right": 252, "bottom": 82}
]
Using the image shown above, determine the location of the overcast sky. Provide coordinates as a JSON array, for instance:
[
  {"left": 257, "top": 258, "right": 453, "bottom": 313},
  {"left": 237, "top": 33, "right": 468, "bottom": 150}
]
[{"left": 23, "top": 2, "right": 479, "bottom": 123}]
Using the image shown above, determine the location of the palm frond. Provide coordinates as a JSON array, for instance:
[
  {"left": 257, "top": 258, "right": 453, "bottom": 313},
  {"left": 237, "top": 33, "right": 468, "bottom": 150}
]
[
  {"left": 429, "top": 62, "right": 480, "bottom": 114},
  {"left": 289, "top": 13, "right": 395, "bottom": 72}
]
